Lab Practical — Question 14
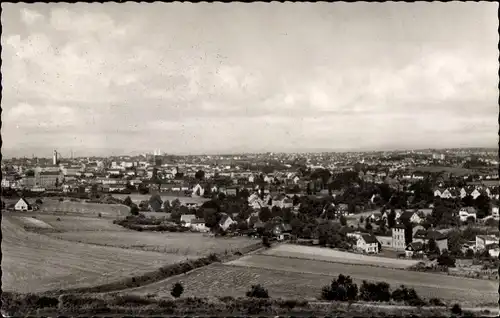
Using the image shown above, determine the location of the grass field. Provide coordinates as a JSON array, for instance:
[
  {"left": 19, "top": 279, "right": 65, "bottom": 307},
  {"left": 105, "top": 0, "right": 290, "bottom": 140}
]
[
  {"left": 409, "top": 166, "right": 473, "bottom": 176},
  {"left": 11, "top": 214, "right": 128, "bottom": 232},
  {"left": 1, "top": 215, "right": 186, "bottom": 294},
  {"left": 38, "top": 199, "right": 130, "bottom": 218},
  {"left": 260, "top": 244, "right": 419, "bottom": 269},
  {"left": 124, "top": 252, "right": 497, "bottom": 307},
  {"left": 46, "top": 231, "right": 259, "bottom": 256}
]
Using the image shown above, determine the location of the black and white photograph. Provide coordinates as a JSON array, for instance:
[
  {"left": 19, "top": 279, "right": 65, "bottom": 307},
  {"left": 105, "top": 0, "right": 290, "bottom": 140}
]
[{"left": 1, "top": 2, "right": 499, "bottom": 317}]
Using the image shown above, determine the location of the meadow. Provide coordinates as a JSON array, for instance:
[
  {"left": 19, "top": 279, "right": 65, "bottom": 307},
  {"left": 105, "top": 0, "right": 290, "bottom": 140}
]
[
  {"left": 46, "top": 231, "right": 259, "bottom": 256},
  {"left": 124, "top": 248, "right": 498, "bottom": 307},
  {"left": 38, "top": 199, "right": 130, "bottom": 218},
  {"left": 260, "top": 244, "right": 420, "bottom": 269},
  {"left": 1, "top": 216, "right": 185, "bottom": 294}
]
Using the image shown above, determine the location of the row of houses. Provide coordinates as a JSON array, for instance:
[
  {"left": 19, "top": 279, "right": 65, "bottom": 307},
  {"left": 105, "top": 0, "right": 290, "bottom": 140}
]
[{"left": 434, "top": 186, "right": 499, "bottom": 200}]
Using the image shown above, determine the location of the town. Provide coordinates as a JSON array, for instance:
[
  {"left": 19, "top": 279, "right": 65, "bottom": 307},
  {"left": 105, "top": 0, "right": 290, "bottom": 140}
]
[{"left": 3, "top": 148, "right": 499, "bottom": 263}]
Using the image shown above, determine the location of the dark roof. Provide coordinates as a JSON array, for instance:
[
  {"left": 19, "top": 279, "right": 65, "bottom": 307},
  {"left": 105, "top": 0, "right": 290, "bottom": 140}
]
[
  {"left": 426, "top": 230, "right": 447, "bottom": 241},
  {"left": 191, "top": 218, "right": 205, "bottom": 224},
  {"left": 399, "top": 211, "right": 416, "bottom": 221},
  {"left": 406, "top": 242, "right": 424, "bottom": 251},
  {"left": 393, "top": 224, "right": 406, "bottom": 230},
  {"left": 361, "top": 234, "right": 379, "bottom": 244},
  {"left": 413, "top": 229, "right": 427, "bottom": 239}
]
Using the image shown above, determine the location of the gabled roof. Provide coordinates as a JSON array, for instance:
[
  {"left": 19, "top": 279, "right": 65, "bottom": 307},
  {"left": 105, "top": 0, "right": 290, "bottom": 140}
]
[
  {"left": 180, "top": 214, "right": 196, "bottom": 222},
  {"left": 191, "top": 218, "right": 206, "bottom": 224},
  {"left": 406, "top": 241, "right": 424, "bottom": 251},
  {"left": 361, "top": 234, "right": 379, "bottom": 244},
  {"left": 16, "top": 197, "right": 32, "bottom": 208}
]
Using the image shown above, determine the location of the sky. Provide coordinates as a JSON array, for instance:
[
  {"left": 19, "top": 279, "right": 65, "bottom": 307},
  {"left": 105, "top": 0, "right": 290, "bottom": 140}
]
[{"left": 1, "top": 2, "right": 498, "bottom": 158}]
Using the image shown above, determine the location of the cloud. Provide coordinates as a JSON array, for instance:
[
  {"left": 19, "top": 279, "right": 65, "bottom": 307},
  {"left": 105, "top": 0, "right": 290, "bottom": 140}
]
[
  {"left": 20, "top": 8, "right": 44, "bottom": 25},
  {"left": 1, "top": 3, "right": 497, "bottom": 156}
]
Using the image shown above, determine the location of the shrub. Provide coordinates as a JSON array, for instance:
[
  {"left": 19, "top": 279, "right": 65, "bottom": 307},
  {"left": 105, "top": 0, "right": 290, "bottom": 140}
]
[
  {"left": 56, "top": 217, "right": 61, "bottom": 221},
  {"left": 429, "top": 298, "right": 446, "bottom": 307},
  {"left": 246, "top": 284, "right": 269, "bottom": 299},
  {"left": 321, "top": 274, "right": 358, "bottom": 302},
  {"left": 171, "top": 282, "right": 184, "bottom": 298},
  {"left": 437, "top": 252, "right": 456, "bottom": 267},
  {"left": 130, "top": 204, "right": 139, "bottom": 216},
  {"left": 451, "top": 303, "right": 462, "bottom": 315},
  {"left": 59, "top": 198, "right": 64, "bottom": 202},
  {"left": 98, "top": 212, "right": 102, "bottom": 218},
  {"left": 359, "top": 280, "right": 391, "bottom": 302},
  {"left": 35, "top": 199, "right": 43, "bottom": 204}
]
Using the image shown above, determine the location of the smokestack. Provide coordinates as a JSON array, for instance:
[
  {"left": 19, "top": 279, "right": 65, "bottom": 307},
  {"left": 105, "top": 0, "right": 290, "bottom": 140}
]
[{"left": 53, "top": 150, "right": 58, "bottom": 166}]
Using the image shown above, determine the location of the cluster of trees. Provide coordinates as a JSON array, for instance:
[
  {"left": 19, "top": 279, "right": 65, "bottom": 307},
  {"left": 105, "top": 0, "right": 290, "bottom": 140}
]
[{"left": 321, "top": 275, "right": 426, "bottom": 307}]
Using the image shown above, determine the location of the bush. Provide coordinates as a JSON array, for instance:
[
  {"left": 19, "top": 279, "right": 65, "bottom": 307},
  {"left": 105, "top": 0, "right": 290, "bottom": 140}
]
[
  {"left": 321, "top": 274, "right": 358, "bottom": 302},
  {"left": 130, "top": 204, "right": 139, "bottom": 216},
  {"left": 437, "top": 252, "right": 456, "bottom": 267},
  {"left": 391, "top": 285, "right": 425, "bottom": 306},
  {"left": 171, "top": 282, "right": 184, "bottom": 298},
  {"left": 359, "top": 280, "right": 391, "bottom": 302},
  {"left": 59, "top": 198, "right": 64, "bottom": 202},
  {"left": 98, "top": 212, "right": 102, "bottom": 218},
  {"left": 429, "top": 297, "right": 446, "bottom": 307},
  {"left": 451, "top": 303, "right": 462, "bottom": 315},
  {"left": 35, "top": 199, "right": 43, "bottom": 204},
  {"left": 246, "top": 284, "right": 269, "bottom": 299}
]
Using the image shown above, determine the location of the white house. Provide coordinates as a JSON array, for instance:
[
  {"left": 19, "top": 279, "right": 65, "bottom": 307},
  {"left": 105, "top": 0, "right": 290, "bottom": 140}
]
[
  {"left": 476, "top": 235, "right": 498, "bottom": 251},
  {"left": 190, "top": 219, "right": 209, "bottom": 232},
  {"left": 347, "top": 232, "right": 379, "bottom": 254},
  {"left": 491, "top": 206, "right": 499, "bottom": 219},
  {"left": 440, "top": 189, "right": 454, "bottom": 199},
  {"left": 191, "top": 184, "right": 205, "bottom": 197},
  {"left": 14, "top": 198, "right": 32, "bottom": 211},
  {"left": 219, "top": 214, "right": 237, "bottom": 231},
  {"left": 433, "top": 189, "right": 442, "bottom": 197},
  {"left": 180, "top": 214, "right": 197, "bottom": 227},
  {"left": 471, "top": 189, "right": 482, "bottom": 200},
  {"left": 459, "top": 207, "right": 477, "bottom": 222}
]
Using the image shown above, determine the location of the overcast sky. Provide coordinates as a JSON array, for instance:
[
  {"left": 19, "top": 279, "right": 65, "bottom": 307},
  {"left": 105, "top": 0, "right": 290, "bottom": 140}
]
[{"left": 1, "top": 2, "right": 498, "bottom": 157}]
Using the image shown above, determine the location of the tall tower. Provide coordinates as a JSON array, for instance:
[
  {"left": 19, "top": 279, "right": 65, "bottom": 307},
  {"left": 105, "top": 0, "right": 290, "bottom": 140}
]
[{"left": 53, "top": 150, "right": 58, "bottom": 166}]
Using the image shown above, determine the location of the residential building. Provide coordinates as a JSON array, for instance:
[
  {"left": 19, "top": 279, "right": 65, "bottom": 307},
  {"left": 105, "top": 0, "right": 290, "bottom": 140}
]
[
  {"left": 405, "top": 242, "right": 425, "bottom": 258},
  {"left": 392, "top": 224, "right": 406, "bottom": 250},
  {"left": 476, "top": 235, "right": 498, "bottom": 251},
  {"left": 398, "top": 211, "right": 422, "bottom": 224},
  {"left": 413, "top": 230, "right": 448, "bottom": 252},
  {"left": 180, "top": 214, "right": 197, "bottom": 227},
  {"left": 14, "top": 198, "right": 32, "bottom": 211},
  {"left": 219, "top": 214, "right": 236, "bottom": 231},
  {"left": 190, "top": 219, "right": 209, "bottom": 232},
  {"left": 459, "top": 207, "right": 477, "bottom": 222},
  {"left": 347, "top": 232, "right": 379, "bottom": 254}
]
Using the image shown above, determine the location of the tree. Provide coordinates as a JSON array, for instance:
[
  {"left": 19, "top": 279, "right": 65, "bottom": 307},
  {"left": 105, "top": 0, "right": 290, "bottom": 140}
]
[
  {"left": 262, "top": 235, "right": 271, "bottom": 248},
  {"left": 246, "top": 284, "right": 269, "bottom": 298},
  {"left": 55, "top": 178, "right": 59, "bottom": 188},
  {"left": 437, "top": 252, "right": 456, "bottom": 267},
  {"left": 427, "top": 238, "right": 438, "bottom": 254},
  {"left": 259, "top": 207, "right": 272, "bottom": 223},
  {"left": 130, "top": 204, "right": 139, "bottom": 216},
  {"left": 195, "top": 170, "right": 205, "bottom": 180},
  {"left": 123, "top": 196, "right": 133, "bottom": 207},
  {"left": 25, "top": 169, "right": 35, "bottom": 177},
  {"left": 321, "top": 274, "right": 358, "bottom": 302},
  {"left": 163, "top": 200, "right": 171, "bottom": 212},
  {"left": 170, "top": 282, "right": 184, "bottom": 298},
  {"left": 451, "top": 303, "right": 462, "bottom": 316},
  {"left": 204, "top": 208, "right": 220, "bottom": 229},
  {"left": 340, "top": 215, "right": 347, "bottom": 226},
  {"left": 388, "top": 210, "right": 396, "bottom": 228},
  {"left": 171, "top": 198, "right": 181, "bottom": 209},
  {"left": 359, "top": 216, "right": 364, "bottom": 224},
  {"left": 35, "top": 199, "right": 43, "bottom": 205},
  {"left": 149, "top": 194, "right": 163, "bottom": 212},
  {"left": 365, "top": 218, "right": 372, "bottom": 231}
]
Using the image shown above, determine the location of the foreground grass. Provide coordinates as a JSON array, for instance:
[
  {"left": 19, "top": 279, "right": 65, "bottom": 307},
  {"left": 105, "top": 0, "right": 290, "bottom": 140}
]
[{"left": 3, "top": 292, "right": 487, "bottom": 317}]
